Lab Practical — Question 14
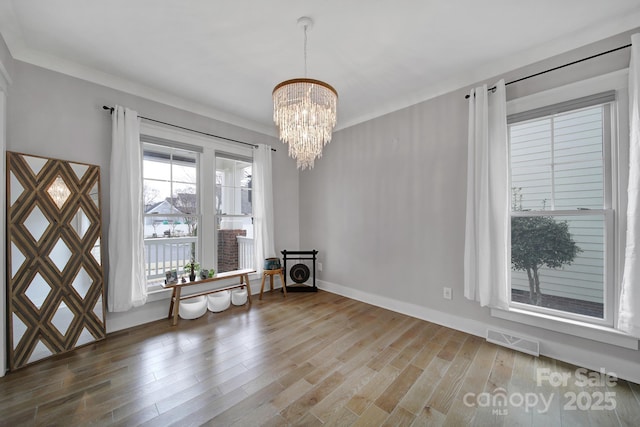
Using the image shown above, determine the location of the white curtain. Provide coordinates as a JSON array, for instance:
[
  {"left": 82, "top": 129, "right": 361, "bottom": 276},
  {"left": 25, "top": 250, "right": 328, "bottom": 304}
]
[
  {"left": 464, "top": 80, "right": 510, "bottom": 310},
  {"left": 253, "top": 144, "right": 276, "bottom": 275},
  {"left": 107, "top": 106, "right": 147, "bottom": 312},
  {"left": 618, "top": 33, "right": 640, "bottom": 337}
]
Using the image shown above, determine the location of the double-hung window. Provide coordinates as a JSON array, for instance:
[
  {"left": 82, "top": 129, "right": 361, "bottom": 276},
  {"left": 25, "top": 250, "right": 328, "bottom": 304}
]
[
  {"left": 215, "top": 154, "right": 253, "bottom": 273},
  {"left": 138, "top": 122, "right": 260, "bottom": 288},
  {"left": 508, "top": 91, "right": 616, "bottom": 326},
  {"left": 142, "top": 142, "right": 200, "bottom": 282}
]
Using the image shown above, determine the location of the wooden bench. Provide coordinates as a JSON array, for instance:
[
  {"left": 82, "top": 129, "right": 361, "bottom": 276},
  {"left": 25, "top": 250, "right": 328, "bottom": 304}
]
[{"left": 162, "top": 268, "right": 255, "bottom": 326}]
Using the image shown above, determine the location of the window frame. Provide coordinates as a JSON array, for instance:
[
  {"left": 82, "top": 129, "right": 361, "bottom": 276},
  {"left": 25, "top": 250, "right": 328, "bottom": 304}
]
[
  {"left": 215, "top": 152, "right": 254, "bottom": 219},
  {"left": 142, "top": 142, "right": 201, "bottom": 282},
  {"left": 139, "top": 121, "right": 257, "bottom": 291},
  {"left": 214, "top": 152, "right": 254, "bottom": 273},
  {"left": 508, "top": 103, "right": 615, "bottom": 326},
  {"left": 493, "top": 69, "right": 634, "bottom": 345}
]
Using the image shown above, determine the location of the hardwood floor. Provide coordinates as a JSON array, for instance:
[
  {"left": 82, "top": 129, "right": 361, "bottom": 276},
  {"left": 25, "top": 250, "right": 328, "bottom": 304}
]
[{"left": 1, "top": 289, "right": 639, "bottom": 426}]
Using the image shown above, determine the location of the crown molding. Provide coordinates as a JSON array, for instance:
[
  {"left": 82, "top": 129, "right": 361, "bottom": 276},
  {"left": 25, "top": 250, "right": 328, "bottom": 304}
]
[
  {"left": 336, "top": 9, "right": 640, "bottom": 131},
  {"left": 2, "top": 4, "right": 638, "bottom": 134},
  {"left": 3, "top": 42, "right": 277, "bottom": 137}
]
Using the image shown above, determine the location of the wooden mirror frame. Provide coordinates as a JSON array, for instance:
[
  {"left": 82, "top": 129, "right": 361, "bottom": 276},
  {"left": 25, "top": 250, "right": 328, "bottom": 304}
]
[{"left": 6, "top": 152, "right": 106, "bottom": 370}]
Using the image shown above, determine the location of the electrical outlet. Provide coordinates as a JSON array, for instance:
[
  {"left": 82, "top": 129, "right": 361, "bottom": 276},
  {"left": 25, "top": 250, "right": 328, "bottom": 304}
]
[
  {"left": 318, "top": 262, "right": 323, "bottom": 272},
  {"left": 443, "top": 287, "right": 452, "bottom": 300}
]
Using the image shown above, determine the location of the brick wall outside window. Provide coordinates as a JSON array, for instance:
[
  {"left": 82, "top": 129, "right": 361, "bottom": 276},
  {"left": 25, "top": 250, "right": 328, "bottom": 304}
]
[{"left": 217, "top": 229, "right": 246, "bottom": 272}]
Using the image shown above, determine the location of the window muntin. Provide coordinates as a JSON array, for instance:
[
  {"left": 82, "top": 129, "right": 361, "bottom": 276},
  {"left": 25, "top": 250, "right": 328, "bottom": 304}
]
[
  {"left": 509, "top": 103, "right": 614, "bottom": 325},
  {"left": 142, "top": 144, "right": 200, "bottom": 281}
]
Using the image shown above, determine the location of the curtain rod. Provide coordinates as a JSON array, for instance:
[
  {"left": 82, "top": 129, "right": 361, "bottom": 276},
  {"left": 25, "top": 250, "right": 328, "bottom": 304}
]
[
  {"left": 102, "top": 106, "right": 276, "bottom": 151},
  {"left": 464, "top": 43, "right": 632, "bottom": 99}
]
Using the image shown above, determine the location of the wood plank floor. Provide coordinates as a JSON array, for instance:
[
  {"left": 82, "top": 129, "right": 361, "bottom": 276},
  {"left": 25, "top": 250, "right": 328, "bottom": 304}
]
[{"left": 1, "top": 290, "right": 639, "bottom": 426}]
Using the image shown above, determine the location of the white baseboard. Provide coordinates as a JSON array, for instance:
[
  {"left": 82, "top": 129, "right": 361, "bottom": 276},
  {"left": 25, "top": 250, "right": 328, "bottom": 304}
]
[
  {"left": 316, "top": 279, "right": 486, "bottom": 338},
  {"left": 317, "top": 279, "right": 640, "bottom": 385},
  {"left": 105, "top": 280, "right": 279, "bottom": 334},
  {"left": 106, "top": 299, "right": 168, "bottom": 333}
]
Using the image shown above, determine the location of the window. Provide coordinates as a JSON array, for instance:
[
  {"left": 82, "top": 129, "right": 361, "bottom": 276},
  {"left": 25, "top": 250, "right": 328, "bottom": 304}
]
[
  {"left": 215, "top": 154, "right": 253, "bottom": 273},
  {"left": 509, "top": 93, "right": 616, "bottom": 325},
  {"left": 142, "top": 143, "right": 200, "bottom": 282},
  {"left": 138, "top": 122, "right": 261, "bottom": 289}
]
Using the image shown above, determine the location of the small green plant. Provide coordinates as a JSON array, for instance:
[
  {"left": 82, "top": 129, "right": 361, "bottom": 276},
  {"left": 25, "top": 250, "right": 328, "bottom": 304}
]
[{"left": 183, "top": 262, "right": 200, "bottom": 274}]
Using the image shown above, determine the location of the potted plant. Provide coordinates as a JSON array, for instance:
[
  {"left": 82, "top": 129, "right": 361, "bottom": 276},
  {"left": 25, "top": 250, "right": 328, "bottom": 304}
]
[{"left": 184, "top": 261, "right": 200, "bottom": 282}]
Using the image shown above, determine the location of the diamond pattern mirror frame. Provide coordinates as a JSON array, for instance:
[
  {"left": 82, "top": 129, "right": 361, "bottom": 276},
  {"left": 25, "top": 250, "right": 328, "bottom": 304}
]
[{"left": 6, "top": 152, "right": 106, "bottom": 370}]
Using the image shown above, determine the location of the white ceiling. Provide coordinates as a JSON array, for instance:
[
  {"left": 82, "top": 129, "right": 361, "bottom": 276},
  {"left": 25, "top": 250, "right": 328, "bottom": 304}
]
[{"left": 1, "top": 0, "right": 639, "bottom": 136}]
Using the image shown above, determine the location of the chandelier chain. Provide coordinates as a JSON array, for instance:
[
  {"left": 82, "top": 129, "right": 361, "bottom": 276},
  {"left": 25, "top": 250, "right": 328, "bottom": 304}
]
[{"left": 303, "top": 24, "right": 308, "bottom": 77}]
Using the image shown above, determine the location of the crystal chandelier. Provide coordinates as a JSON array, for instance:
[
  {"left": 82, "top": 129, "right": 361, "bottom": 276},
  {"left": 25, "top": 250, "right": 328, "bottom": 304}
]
[
  {"left": 273, "top": 17, "right": 338, "bottom": 170},
  {"left": 47, "top": 175, "right": 71, "bottom": 209}
]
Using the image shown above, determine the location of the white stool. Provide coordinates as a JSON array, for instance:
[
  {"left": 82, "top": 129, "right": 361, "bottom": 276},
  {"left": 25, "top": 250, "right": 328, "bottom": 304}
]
[
  {"left": 207, "top": 291, "right": 231, "bottom": 312},
  {"left": 179, "top": 296, "right": 207, "bottom": 319},
  {"left": 231, "top": 288, "right": 248, "bottom": 305}
]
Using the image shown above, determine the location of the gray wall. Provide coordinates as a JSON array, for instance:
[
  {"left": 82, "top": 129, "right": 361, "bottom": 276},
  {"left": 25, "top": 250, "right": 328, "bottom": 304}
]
[
  {"left": 5, "top": 59, "right": 300, "bottom": 332},
  {"left": 300, "top": 28, "right": 640, "bottom": 381}
]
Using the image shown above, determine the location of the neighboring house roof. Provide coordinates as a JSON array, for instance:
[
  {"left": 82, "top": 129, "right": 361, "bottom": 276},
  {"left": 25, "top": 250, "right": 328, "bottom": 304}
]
[
  {"left": 144, "top": 200, "right": 165, "bottom": 213},
  {"left": 145, "top": 199, "right": 183, "bottom": 215},
  {"left": 145, "top": 194, "right": 197, "bottom": 215}
]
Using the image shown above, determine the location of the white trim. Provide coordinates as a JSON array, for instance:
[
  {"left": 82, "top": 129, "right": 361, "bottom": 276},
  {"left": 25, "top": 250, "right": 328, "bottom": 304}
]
[
  {"left": 506, "top": 69, "right": 630, "bottom": 333},
  {"left": 140, "top": 121, "right": 253, "bottom": 158},
  {"left": 0, "top": 91, "right": 6, "bottom": 377},
  {"left": 317, "top": 279, "right": 640, "bottom": 385},
  {"left": 507, "top": 69, "right": 629, "bottom": 115},
  {"left": 145, "top": 286, "right": 173, "bottom": 302},
  {"left": 0, "top": 46, "right": 11, "bottom": 376},
  {"left": 317, "top": 280, "right": 486, "bottom": 339},
  {"left": 106, "top": 300, "right": 169, "bottom": 333},
  {"left": 142, "top": 141, "right": 203, "bottom": 278},
  {"left": 491, "top": 307, "right": 638, "bottom": 350}
]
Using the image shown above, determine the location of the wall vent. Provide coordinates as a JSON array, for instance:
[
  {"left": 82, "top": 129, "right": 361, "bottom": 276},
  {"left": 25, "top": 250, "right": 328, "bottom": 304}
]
[{"left": 486, "top": 328, "right": 540, "bottom": 356}]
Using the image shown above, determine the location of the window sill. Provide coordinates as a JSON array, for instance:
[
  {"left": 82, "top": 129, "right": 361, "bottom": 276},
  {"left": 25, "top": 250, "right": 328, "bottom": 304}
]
[
  {"left": 491, "top": 306, "right": 639, "bottom": 350},
  {"left": 146, "top": 286, "right": 173, "bottom": 303}
]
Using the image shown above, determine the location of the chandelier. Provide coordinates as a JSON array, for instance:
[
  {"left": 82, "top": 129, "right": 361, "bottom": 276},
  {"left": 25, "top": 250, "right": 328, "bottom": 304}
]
[
  {"left": 273, "top": 17, "right": 338, "bottom": 170},
  {"left": 47, "top": 175, "right": 71, "bottom": 209}
]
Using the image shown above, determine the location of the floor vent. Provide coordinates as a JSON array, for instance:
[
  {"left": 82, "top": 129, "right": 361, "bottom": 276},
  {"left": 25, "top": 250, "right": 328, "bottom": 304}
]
[{"left": 486, "top": 328, "right": 540, "bottom": 356}]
